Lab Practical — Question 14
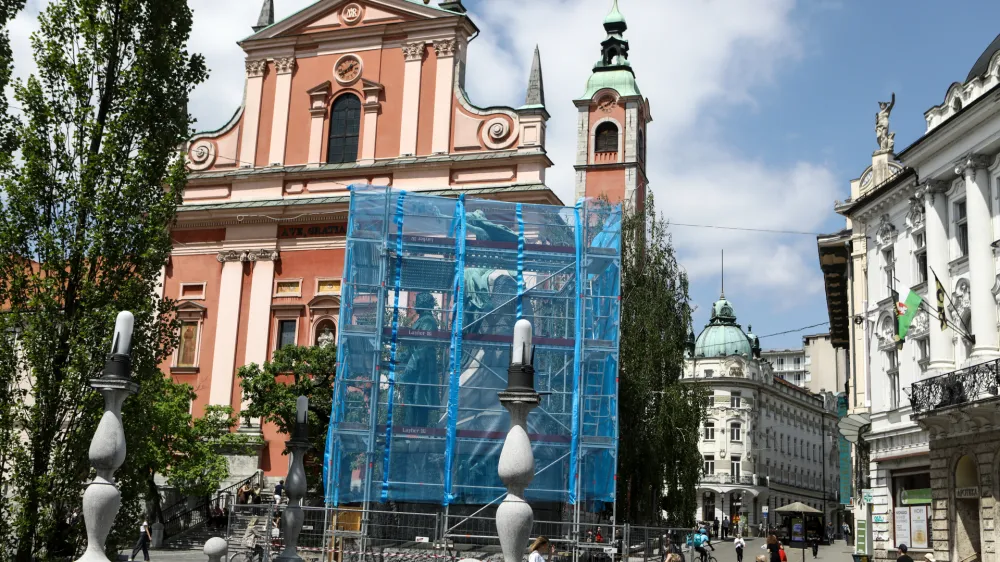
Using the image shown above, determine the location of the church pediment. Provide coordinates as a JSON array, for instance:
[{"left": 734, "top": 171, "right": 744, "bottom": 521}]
[{"left": 246, "top": 0, "right": 459, "bottom": 42}]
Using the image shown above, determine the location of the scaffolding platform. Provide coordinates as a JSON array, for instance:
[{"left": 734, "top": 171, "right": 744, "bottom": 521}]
[{"left": 323, "top": 185, "right": 621, "bottom": 513}]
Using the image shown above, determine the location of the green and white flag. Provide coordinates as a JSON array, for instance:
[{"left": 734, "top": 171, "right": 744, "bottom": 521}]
[{"left": 896, "top": 290, "right": 923, "bottom": 341}]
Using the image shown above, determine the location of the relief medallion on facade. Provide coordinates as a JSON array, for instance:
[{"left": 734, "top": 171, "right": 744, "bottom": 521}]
[
  {"left": 341, "top": 3, "right": 364, "bottom": 25},
  {"left": 187, "top": 139, "right": 217, "bottom": 171},
  {"left": 334, "top": 54, "right": 363, "bottom": 85}
]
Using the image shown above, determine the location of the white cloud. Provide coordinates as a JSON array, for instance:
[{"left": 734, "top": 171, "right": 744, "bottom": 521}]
[
  {"left": 463, "top": 0, "right": 839, "bottom": 303},
  {"left": 10, "top": 0, "right": 840, "bottom": 306}
]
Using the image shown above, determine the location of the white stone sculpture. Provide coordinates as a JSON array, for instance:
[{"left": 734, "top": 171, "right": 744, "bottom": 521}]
[
  {"left": 77, "top": 312, "right": 140, "bottom": 562},
  {"left": 496, "top": 319, "right": 540, "bottom": 562},
  {"left": 876, "top": 92, "right": 896, "bottom": 153},
  {"left": 204, "top": 537, "right": 228, "bottom": 562}
]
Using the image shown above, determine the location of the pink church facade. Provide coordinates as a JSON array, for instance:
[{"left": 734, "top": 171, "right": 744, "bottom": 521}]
[{"left": 164, "top": 0, "right": 648, "bottom": 478}]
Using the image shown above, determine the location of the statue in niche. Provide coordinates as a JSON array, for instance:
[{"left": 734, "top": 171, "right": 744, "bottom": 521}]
[
  {"left": 317, "top": 325, "right": 335, "bottom": 348},
  {"left": 876, "top": 93, "right": 896, "bottom": 152}
]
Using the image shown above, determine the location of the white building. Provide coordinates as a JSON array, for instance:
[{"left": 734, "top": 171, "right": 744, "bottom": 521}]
[
  {"left": 762, "top": 334, "right": 848, "bottom": 395},
  {"left": 822, "top": 32, "right": 1000, "bottom": 562},
  {"left": 684, "top": 293, "right": 841, "bottom": 533}
]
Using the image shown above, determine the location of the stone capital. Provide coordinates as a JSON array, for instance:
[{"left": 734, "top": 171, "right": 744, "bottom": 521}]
[
  {"left": 216, "top": 249, "right": 280, "bottom": 263},
  {"left": 245, "top": 59, "right": 268, "bottom": 78},
  {"left": 274, "top": 56, "right": 296, "bottom": 75},
  {"left": 954, "top": 154, "right": 991, "bottom": 179},
  {"left": 402, "top": 41, "right": 426, "bottom": 62},
  {"left": 433, "top": 39, "right": 458, "bottom": 58},
  {"left": 923, "top": 180, "right": 948, "bottom": 204}
]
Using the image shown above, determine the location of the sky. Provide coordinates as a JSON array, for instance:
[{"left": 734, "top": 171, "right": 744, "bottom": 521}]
[{"left": 10, "top": 0, "right": 1000, "bottom": 350}]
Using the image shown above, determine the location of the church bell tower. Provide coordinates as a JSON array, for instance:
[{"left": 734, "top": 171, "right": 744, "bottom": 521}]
[{"left": 574, "top": 0, "right": 651, "bottom": 209}]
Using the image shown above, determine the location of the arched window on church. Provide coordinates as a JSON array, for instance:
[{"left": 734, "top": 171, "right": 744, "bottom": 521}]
[
  {"left": 327, "top": 94, "right": 361, "bottom": 164},
  {"left": 595, "top": 122, "right": 618, "bottom": 153}
]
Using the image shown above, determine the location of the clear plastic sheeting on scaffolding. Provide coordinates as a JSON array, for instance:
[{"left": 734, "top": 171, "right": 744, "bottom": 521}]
[{"left": 323, "top": 185, "right": 621, "bottom": 511}]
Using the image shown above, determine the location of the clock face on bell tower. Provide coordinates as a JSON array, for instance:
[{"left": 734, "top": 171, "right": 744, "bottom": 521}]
[{"left": 334, "top": 55, "right": 362, "bottom": 85}]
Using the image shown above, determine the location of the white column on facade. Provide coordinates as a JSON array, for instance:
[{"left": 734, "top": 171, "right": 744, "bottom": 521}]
[
  {"left": 957, "top": 154, "right": 999, "bottom": 357},
  {"left": 306, "top": 82, "right": 330, "bottom": 167},
  {"left": 574, "top": 105, "right": 589, "bottom": 201},
  {"left": 360, "top": 80, "right": 384, "bottom": 165},
  {"left": 398, "top": 41, "right": 425, "bottom": 157},
  {"left": 242, "top": 247, "right": 278, "bottom": 430},
  {"left": 267, "top": 56, "right": 296, "bottom": 167},
  {"left": 239, "top": 60, "right": 268, "bottom": 168},
  {"left": 209, "top": 254, "right": 245, "bottom": 406},
  {"left": 431, "top": 39, "right": 457, "bottom": 154},
  {"left": 924, "top": 181, "right": 955, "bottom": 371}
]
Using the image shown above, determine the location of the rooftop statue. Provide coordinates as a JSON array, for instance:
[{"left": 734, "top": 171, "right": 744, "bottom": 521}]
[{"left": 876, "top": 92, "right": 896, "bottom": 152}]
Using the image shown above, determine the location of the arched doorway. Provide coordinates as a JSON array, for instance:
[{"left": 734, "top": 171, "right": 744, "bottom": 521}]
[{"left": 953, "top": 454, "right": 981, "bottom": 562}]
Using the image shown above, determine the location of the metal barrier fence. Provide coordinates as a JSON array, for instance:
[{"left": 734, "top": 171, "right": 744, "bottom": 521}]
[{"left": 225, "top": 505, "right": 695, "bottom": 562}]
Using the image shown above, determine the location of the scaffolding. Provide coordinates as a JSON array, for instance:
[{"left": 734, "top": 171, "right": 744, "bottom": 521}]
[{"left": 322, "top": 185, "right": 621, "bottom": 537}]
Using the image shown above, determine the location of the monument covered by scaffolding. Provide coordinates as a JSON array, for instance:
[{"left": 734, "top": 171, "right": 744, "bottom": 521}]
[{"left": 323, "top": 186, "right": 621, "bottom": 516}]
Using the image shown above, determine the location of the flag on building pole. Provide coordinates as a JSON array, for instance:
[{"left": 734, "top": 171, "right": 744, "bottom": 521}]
[
  {"left": 934, "top": 274, "right": 948, "bottom": 331},
  {"left": 896, "top": 290, "right": 923, "bottom": 340}
]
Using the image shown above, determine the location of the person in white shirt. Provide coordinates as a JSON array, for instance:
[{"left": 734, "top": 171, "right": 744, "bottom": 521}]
[
  {"left": 529, "top": 536, "right": 554, "bottom": 562},
  {"left": 734, "top": 536, "right": 746, "bottom": 562},
  {"left": 130, "top": 520, "right": 151, "bottom": 561}
]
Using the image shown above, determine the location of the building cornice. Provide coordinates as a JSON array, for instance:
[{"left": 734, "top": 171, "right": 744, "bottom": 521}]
[
  {"left": 848, "top": 172, "right": 921, "bottom": 224},
  {"left": 898, "top": 84, "right": 1000, "bottom": 169},
  {"left": 186, "top": 150, "right": 553, "bottom": 186}
]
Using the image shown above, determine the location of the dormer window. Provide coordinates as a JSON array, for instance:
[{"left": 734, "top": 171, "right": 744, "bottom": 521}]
[{"left": 595, "top": 122, "right": 618, "bottom": 153}]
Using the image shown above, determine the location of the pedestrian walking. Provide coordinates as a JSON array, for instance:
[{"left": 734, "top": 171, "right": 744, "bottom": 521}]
[
  {"left": 811, "top": 537, "right": 819, "bottom": 558},
  {"left": 897, "top": 544, "right": 913, "bottom": 562},
  {"left": 842, "top": 523, "right": 851, "bottom": 546},
  {"left": 722, "top": 518, "right": 730, "bottom": 540},
  {"left": 826, "top": 523, "right": 834, "bottom": 543},
  {"left": 763, "top": 535, "right": 781, "bottom": 562},
  {"left": 734, "top": 536, "right": 746, "bottom": 562},
  {"left": 713, "top": 519, "right": 720, "bottom": 539},
  {"left": 274, "top": 479, "right": 284, "bottom": 503},
  {"left": 130, "top": 519, "right": 151, "bottom": 561},
  {"left": 529, "top": 536, "right": 555, "bottom": 562}
]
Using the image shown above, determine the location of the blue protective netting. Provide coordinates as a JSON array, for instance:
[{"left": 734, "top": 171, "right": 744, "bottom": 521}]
[{"left": 323, "top": 185, "right": 621, "bottom": 510}]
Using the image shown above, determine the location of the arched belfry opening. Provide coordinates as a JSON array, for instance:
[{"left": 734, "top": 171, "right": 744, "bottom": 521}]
[{"left": 953, "top": 454, "right": 981, "bottom": 562}]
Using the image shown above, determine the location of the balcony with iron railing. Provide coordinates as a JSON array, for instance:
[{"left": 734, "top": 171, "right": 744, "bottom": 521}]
[
  {"left": 698, "top": 473, "right": 767, "bottom": 487},
  {"left": 908, "top": 358, "right": 1000, "bottom": 437}
]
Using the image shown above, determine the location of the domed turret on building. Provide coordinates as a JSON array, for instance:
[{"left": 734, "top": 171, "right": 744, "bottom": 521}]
[
  {"left": 693, "top": 294, "right": 754, "bottom": 358},
  {"left": 683, "top": 291, "right": 840, "bottom": 529}
]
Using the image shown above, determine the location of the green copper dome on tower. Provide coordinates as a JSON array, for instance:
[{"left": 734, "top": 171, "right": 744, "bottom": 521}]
[
  {"left": 693, "top": 294, "right": 754, "bottom": 358},
  {"left": 578, "top": 0, "right": 640, "bottom": 100},
  {"left": 604, "top": 0, "right": 626, "bottom": 27}
]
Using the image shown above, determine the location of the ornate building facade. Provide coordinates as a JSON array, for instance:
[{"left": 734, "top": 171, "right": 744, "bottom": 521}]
[
  {"left": 821, "top": 32, "right": 1000, "bottom": 562},
  {"left": 164, "top": 0, "right": 650, "bottom": 483},
  {"left": 684, "top": 294, "right": 841, "bottom": 532}
]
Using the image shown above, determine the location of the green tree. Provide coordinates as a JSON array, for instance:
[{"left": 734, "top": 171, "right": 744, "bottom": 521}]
[
  {"left": 138, "top": 381, "right": 252, "bottom": 525},
  {"left": 239, "top": 344, "right": 339, "bottom": 482},
  {"left": 0, "top": 0, "right": 206, "bottom": 557},
  {"left": 617, "top": 197, "right": 706, "bottom": 525}
]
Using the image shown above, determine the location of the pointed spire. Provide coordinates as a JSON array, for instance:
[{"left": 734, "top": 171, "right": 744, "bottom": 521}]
[
  {"left": 720, "top": 249, "right": 725, "bottom": 298},
  {"left": 603, "top": 0, "right": 627, "bottom": 34},
  {"left": 524, "top": 45, "right": 545, "bottom": 107},
  {"left": 253, "top": 0, "right": 274, "bottom": 32}
]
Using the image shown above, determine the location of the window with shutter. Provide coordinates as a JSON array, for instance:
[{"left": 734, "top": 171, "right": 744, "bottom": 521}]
[{"left": 594, "top": 122, "right": 618, "bottom": 153}]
